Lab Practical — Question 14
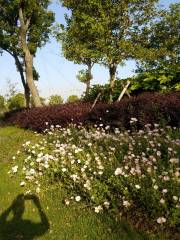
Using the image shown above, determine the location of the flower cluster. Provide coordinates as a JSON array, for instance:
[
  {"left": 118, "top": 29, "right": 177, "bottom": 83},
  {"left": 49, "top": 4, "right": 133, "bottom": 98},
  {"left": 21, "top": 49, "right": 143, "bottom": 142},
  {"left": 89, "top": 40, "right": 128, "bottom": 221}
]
[{"left": 10, "top": 122, "right": 180, "bottom": 231}]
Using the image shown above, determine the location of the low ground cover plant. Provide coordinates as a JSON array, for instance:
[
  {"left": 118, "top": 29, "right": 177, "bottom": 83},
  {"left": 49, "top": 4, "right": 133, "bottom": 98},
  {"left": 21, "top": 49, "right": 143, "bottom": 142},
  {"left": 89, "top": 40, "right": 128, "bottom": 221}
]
[{"left": 10, "top": 120, "right": 180, "bottom": 238}]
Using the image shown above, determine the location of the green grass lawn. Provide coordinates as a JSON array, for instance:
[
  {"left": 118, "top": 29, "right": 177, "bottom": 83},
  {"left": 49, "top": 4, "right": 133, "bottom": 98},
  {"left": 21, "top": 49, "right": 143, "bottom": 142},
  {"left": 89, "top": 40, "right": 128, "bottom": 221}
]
[{"left": 0, "top": 127, "right": 159, "bottom": 240}]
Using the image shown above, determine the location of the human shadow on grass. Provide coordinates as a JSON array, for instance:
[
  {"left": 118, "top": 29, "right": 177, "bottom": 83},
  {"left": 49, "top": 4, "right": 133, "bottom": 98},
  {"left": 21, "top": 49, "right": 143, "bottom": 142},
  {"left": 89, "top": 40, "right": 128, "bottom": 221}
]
[{"left": 0, "top": 194, "right": 49, "bottom": 240}]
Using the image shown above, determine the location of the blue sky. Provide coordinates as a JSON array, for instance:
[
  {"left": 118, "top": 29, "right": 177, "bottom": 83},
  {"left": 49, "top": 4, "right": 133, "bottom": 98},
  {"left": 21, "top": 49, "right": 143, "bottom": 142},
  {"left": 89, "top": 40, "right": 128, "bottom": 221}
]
[{"left": 0, "top": 0, "right": 179, "bottom": 100}]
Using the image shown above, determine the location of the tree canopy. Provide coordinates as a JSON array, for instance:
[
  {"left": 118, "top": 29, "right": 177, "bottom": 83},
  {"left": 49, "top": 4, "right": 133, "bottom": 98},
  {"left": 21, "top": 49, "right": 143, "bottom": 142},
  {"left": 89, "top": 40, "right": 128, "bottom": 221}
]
[
  {"left": 0, "top": 0, "right": 55, "bottom": 107},
  {"left": 60, "top": 0, "right": 158, "bottom": 102}
]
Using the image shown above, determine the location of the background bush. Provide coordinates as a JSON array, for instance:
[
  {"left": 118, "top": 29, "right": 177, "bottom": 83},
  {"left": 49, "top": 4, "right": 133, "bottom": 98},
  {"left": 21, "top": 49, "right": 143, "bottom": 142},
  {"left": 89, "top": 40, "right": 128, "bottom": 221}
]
[
  {"left": 83, "top": 65, "right": 180, "bottom": 102},
  {"left": 7, "top": 93, "right": 25, "bottom": 111},
  {"left": 67, "top": 95, "right": 79, "bottom": 103},
  {"left": 48, "top": 94, "right": 64, "bottom": 105}
]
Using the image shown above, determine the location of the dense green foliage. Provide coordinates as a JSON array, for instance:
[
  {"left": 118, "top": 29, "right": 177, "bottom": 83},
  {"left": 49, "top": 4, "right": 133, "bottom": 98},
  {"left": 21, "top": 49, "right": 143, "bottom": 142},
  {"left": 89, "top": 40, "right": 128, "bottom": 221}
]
[
  {"left": 0, "top": 0, "right": 54, "bottom": 55},
  {"left": 0, "top": 95, "right": 6, "bottom": 111},
  {"left": 49, "top": 95, "right": 63, "bottom": 105},
  {"left": 135, "top": 3, "right": 180, "bottom": 93},
  {"left": 7, "top": 93, "right": 25, "bottom": 111},
  {"left": 67, "top": 95, "right": 79, "bottom": 103},
  {"left": 137, "top": 3, "right": 180, "bottom": 71}
]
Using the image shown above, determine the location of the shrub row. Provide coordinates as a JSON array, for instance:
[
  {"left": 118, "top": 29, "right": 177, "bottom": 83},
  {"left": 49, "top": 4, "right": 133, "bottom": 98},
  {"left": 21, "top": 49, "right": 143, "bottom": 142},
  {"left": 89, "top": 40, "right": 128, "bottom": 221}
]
[
  {"left": 4, "top": 102, "right": 91, "bottom": 132},
  {"left": 88, "top": 91, "right": 180, "bottom": 130},
  {"left": 5, "top": 92, "right": 180, "bottom": 132}
]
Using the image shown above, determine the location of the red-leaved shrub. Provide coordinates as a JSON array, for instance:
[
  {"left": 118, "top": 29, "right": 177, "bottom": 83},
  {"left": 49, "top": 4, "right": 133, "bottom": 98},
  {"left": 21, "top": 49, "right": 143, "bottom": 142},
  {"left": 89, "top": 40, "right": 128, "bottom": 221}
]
[
  {"left": 4, "top": 92, "right": 180, "bottom": 132},
  {"left": 88, "top": 92, "right": 180, "bottom": 129}
]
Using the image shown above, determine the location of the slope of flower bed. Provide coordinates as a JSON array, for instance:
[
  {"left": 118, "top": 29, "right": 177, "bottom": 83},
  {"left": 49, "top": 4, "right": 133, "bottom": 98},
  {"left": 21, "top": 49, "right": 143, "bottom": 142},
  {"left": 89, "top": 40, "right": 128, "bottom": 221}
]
[
  {"left": 5, "top": 92, "right": 180, "bottom": 132},
  {"left": 10, "top": 123, "right": 180, "bottom": 238}
]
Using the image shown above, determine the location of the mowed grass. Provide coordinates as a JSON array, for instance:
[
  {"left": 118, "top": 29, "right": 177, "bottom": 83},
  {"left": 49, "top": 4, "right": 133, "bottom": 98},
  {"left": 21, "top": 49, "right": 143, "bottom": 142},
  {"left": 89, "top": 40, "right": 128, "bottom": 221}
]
[{"left": 0, "top": 126, "right": 156, "bottom": 240}]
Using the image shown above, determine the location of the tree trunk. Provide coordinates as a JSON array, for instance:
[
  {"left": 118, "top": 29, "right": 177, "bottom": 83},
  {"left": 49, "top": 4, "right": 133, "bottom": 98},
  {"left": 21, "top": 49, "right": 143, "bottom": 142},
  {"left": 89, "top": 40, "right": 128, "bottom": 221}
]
[
  {"left": 19, "top": 7, "right": 42, "bottom": 107},
  {"left": 24, "top": 52, "right": 42, "bottom": 107},
  {"left": 4, "top": 50, "right": 31, "bottom": 108},
  {"left": 86, "top": 80, "right": 91, "bottom": 94},
  {"left": 24, "top": 84, "right": 30, "bottom": 108},
  {"left": 86, "top": 62, "right": 93, "bottom": 94},
  {"left": 14, "top": 54, "right": 30, "bottom": 108},
  {"left": 109, "top": 63, "right": 117, "bottom": 103}
]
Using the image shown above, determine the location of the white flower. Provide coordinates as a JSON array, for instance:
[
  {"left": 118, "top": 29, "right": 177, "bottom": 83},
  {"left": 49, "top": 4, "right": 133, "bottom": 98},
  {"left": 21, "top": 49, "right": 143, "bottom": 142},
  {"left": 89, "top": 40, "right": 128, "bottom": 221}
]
[
  {"left": 29, "top": 168, "right": 36, "bottom": 175},
  {"left": 115, "top": 168, "right": 123, "bottom": 176},
  {"left": 12, "top": 165, "right": 18, "bottom": 173},
  {"left": 157, "top": 151, "right": 161, "bottom": 156},
  {"left": 103, "top": 201, "right": 110, "bottom": 209},
  {"left": 157, "top": 217, "right": 166, "bottom": 224},
  {"left": 123, "top": 200, "right": 131, "bottom": 208},
  {"left": 84, "top": 181, "right": 91, "bottom": 190},
  {"left": 135, "top": 184, "right": 141, "bottom": 189},
  {"left": 173, "top": 196, "right": 178, "bottom": 201},
  {"left": 62, "top": 168, "right": 67, "bottom": 173},
  {"left": 65, "top": 199, "right": 70, "bottom": 205},
  {"left": 44, "top": 163, "right": 49, "bottom": 169},
  {"left": 12, "top": 156, "right": 16, "bottom": 160},
  {"left": 94, "top": 205, "right": 103, "bottom": 213},
  {"left": 114, "top": 128, "right": 120, "bottom": 134},
  {"left": 169, "top": 158, "right": 179, "bottom": 164},
  {"left": 160, "top": 199, "right": 165, "bottom": 204},
  {"left": 162, "top": 189, "right": 168, "bottom": 194},
  {"left": 153, "top": 185, "right": 158, "bottom": 190},
  {"left": 163, "top": 176, "right": 170, "bottom": 181},
  {"left": 20, "top": 181, "right": 26, "bottom": 187},
  {"left": 75, "top": 196, "right": 81, "bottom": 202},
  {"left": 130, "top": 117, "right": 138, "bottom": 123},
  {"left": 36, "top": 187, "right": 40, "bottom": 193},
  {"left": 71, "top": 174, "right": 79, "bottom": 181}
]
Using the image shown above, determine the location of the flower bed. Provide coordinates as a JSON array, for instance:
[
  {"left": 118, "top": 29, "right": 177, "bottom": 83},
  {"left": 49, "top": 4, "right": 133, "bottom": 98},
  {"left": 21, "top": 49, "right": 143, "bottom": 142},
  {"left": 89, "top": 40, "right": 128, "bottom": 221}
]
[{"left": 10, "top": 121, "right": 180, "bottom": 237}]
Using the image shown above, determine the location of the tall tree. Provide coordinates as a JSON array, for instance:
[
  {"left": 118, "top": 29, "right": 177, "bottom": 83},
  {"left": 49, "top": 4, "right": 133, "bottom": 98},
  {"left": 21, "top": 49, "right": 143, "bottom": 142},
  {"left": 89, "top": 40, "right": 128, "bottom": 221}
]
[
  {"left": 0, "top": 0, "right": 54, "bottom": 107},
  {"left": 134, "top": 3, "right": 180, "bottom": 92},
  {"left": 61, "top": 0, "right": 158, "bottom": 102},
  {"left": 56, "top": 2, "right": 101, "bottom": 94},
  {"left": 136, "top": 3, "right": 180, "bottom": 71},
  {"left": 0, "top": 39, "right": 30, "bottom": 108},
  {"left": 76, "top": 68, "right": 93, "bottom": 94}
]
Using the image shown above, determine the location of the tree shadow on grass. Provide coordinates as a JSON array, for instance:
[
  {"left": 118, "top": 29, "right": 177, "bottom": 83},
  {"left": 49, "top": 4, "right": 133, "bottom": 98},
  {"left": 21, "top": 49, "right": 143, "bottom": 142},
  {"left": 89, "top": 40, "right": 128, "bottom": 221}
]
[{"left": 0, "top": 194, "right": 49, "bottom": 240}]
